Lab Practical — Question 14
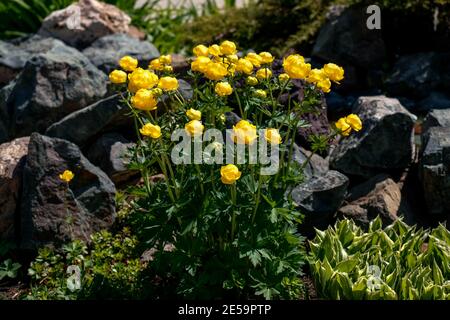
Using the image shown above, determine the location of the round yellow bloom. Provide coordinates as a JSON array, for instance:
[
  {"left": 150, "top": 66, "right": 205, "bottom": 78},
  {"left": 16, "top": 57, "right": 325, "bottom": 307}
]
[
  {"left": 246, "top": 76, "right": 258, "bottom": 86},
  {"left": 151, "top": 87, "right": 163, "bottom": 96},
  {"left": 246, "top": 52, "right": 263, "bottom": 67},
  {"left": 59, "top": 170, "right": 74, "bottom": 183},
  {"left": 208, "top": 44, "right": 222, "bottom": 56},
  {"left": 191, "top": 56, "right": 211, "bottom": 73},
  {"left": 215, "top": 82, "right": 233, "bottom": 96},
  {"left": 204, "top": 62, "right": 228, "bottom": 81},
  {"left": 220, "top": 40, "right": 237, "bottom": 55},
  {"left": 128, "top": 68, "right": 159, "bottom": 93},
  {"left": 335, "top": 117, "right": 351, "bottom": 136},
  {"left": 254, "top": 89, "right": 267, "bottom": 98},
  {"left": 158, "top": 76, "right": 179, "bottom": 91},
  {"left": 256, "top": 68, "right": 272, "bottom": 80},
  {"left": 119, "top": 55, "right": 138, "bottom": 72},
  {"left": 131, "top": 89, "right": 158, "bottom": 111},
  {"left": 278, "top": 73, "right": 290, "bottom": 82},
  {"left": 323, "top": 63, "right": 344, "bottom": 83},
  {"left": 164, "top": 65, "right": 173, "bottom": 73},
  {"left": 235, "top": 58, "right": 253, "bottom": 75},
  {"left": 232, "top": 120, "right": 258, "bottom": 144},
  {"left": 259, "top": 52, "right": 274, "bottom": 64},
  {"left": 185, "top": 120, "right": 205, "bottom": 137},
  {"left": 193, "top": 44, "right": 209, "bottom": 57},
  {"left": 345, "top": 114, "right": 362, "bottom": 131},
  {"left": 159, "top": 54, "right": 171, "bottom": 65},
  {"left": 306, "top": 68, "right": 326, "bottom": 84},
  {"left": 220, "top": 164, "right": 242, "bottom": 184},
  {"left": 227, "top": 54, "right": 239, "bottom": 63},
  {"left": 283, "top": 54, "right": 305, "bottom": 66},
  {"left": 149, "top": 58, "right": 164, "bottom": 71},
  {"left": 283, "top": 54, "right": 311, "bottom": 79},
  {"left": 140, "top": 123, "right": 161, "bottom": 139},
  {"left": 264, "top": 128, "right": 282, "bottom": 144},
  {"left": 186, "top": 108, "right": 202, "bottom": 121},
  {"left": 316, "top": 78, "right": 331, "bottom": 93},
  {"left": 109, "top": 70, "right": 127, "bottom": 84}
]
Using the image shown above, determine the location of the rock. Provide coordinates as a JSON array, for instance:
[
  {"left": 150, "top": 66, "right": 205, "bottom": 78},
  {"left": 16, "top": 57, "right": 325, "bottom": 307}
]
[
  {"left": 38, "top": 0, "right": 135, "bottom": 49},
  {"left": 85, "top": 133, "right": 138, "bottom": 186},
  {"left": 422, "top": 109, "right": 450, "bottom": 133},
  {"left": 419, "top": 127, "right": 450, "bottom": 216},
  {"left": 0, "top": 137, "right": 29, "bottom": 240},
  {"left": 171, "top": 54, "right": 190, "bottom": 76},
  {"left": 20, "top": 133, "right": 116, "bottom": 249},
  {"left": 330, "top": 96, "right": 416, "bottom": 178},
  {"left": 385, "top": 52, "right": 450, "bottom": 99},
  {"left": 82, "top": 33, "right": 159, "bottom": 74},
  {"left": 338, "top": 174, "right": 401, "bottom": 228},
  {"left": 291, "top": 170, "right": 349, "bottom": 235},
  {"left": 417, "top": 92, "right": 450, "bottom": 112},
  {"left": 0, "top": 42, "right": 107, "bottom": 143},
  {"left": 312, "top": 6, "right": 386, "bottom": 68},
  {"left": 291, "top": 143, "right": 329, "bottom": 180}
]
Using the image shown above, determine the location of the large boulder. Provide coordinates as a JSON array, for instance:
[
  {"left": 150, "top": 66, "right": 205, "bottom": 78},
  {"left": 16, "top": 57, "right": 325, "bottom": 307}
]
[
  {"left": 417, "top": 92, "right": 450, "bottom": 112},
  {"left": 82, "top": 33, "right": 159, "bottom": 74},
  {"left": 0, "top": 137, "right": 29, "bottom": 240},
  {"left": 291, "top": 143, "right": 329, "bottom": 180},
  {"left": 0, "top": 42, "right": 107, "bottom": 143},
  {"left": 20, "top": 133, "right": 116, "bottom": 249},
  {"left": 419, "top": 127, "right": 450, "bottom": 216},
  {"left": 330, "top": 96, "right": 416, "bottom": 178},
  {"left": 338, "top": 174, "right": 401, "bottom": 228},
  {"left": 38, "top": 0, "right": 135, "bottom": 49},
  {"left": 422, "top": 109, "right": 450, "bottom": 133}
]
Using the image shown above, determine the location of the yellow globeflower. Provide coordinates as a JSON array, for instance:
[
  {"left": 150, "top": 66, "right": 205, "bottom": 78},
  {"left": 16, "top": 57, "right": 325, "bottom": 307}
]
[
  {"left": 323, "top": 63, "right": 344, "bottom": 83},
  {"left": 220, "top": 164, "right": 242, "bottom": 185},
  {"left": 158, "top": 76, "right": 179, "bottom": 91},
  {"left": 316, "top": 78, "right": 331, "bottom": 93},
  {"left": 259, "top": 52, "right": 274, "bottom": 64},
  {"left": 256, "top": 68, "right": 272, "bottom": 80},
  {"left": 208, "top": 44, "right": 222, "bottom": 56},
  {"left": 306, "top": 68, "right": 326, "bottom": 84},
  {"left": 164, "top": 65, "right": 173, "bottom": 73},
  {"left": 131, "top": 89, "right": 158, "bottom": 111},
  {"left": 159, "top": 54, "right": 171, "bottom": 65},
  {"left": 119, "top": 55, "right": 138, "bottom": 72},
  {"left": 220, "top": 40, "right": 237, "bottom": 55},
  {"left": 254, "top": 89, "right": 267, "bottom": 98},
  {"left": 109, "top": 70, "right": 127, "bottom": 84},
  {"left": 278, "top": 73, "right": 290, "bottom": 82},
  {"left": 204, "top": 62, "right": 228, "bottom": 81},
  {"left": 186, "top": 108, "right": 202, "bottom": 121},
  {"left": 140, "top": 123, "right": 161, "bottom": 139},
  {"left": 215, "top": 82, "right": 233, "bottom": 96},
  {"left": 232, "top": 120, "right": 258, "bottom": 145},
  {"left": 245, "top": 52, "right": 263, "bottom": 67},
  {"left": 235, "top": 58, "right": 253, "bottom": 75},
  {"left": 264, "top": 128, "right": 282, "bottom": 144},
  {"left": 227, "top": 54, "right": 239, "bottom": 63},
  {"left": 193, "top": 44, "right": 209, "bottom": 57},
  {"left": 335, "top": 117, "right": 351, "bottom": 136},
  {"left": 282, "top": 54, "right": 311, "bottom": 79},
  {"left": 149, "top": 58, "right": 164, "bottom": 71},
  {"left": 128, "top": 68, "right": 159, "bottom": 93},
  {"left": 185, "top": 120, "right": 205, "bottom": 137},
  {"left": 151, "top": 87, "right": 163, "bottom": 96},
  {"left": 345, "top": 114, "right": 362, "bottom": 131},
  {"left": 59, "top": 170, "right": 74, "bottom": 183},
  {"left": 191, "top": 56, "right": 211, "bottom": 73},
  {"left": 246, "top": 76, "right": 258, "bottom": 86}
]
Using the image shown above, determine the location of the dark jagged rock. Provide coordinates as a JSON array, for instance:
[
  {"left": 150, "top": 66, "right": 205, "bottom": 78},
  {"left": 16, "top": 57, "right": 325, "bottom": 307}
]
[
  {"left": 417, "top": 92, "right": 450, "bottom": 112},
  {"left": 422, "top": 109, "right": 450, "bottom": 134}
]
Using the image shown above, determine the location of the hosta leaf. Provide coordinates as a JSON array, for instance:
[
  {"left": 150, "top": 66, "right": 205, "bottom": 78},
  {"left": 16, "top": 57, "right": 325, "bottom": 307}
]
[{"left": 335, "top": 258, "right": 358, "bottom": 273}]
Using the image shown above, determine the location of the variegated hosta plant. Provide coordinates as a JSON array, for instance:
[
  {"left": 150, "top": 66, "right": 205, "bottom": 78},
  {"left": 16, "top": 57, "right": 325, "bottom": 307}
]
[{"left": 309, "top": 217, "right": 450, "bottom": 300}]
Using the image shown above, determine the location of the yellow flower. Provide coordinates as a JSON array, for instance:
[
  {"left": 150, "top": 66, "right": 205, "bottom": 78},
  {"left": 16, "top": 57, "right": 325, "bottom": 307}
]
[
  {"left": 185, "top": 120, "right": 205, "bottom": 137},
  {"left": 164, "top": 65, "right": 173, "bottom": 73},
  {"left": 186, "top": 108, "right": 202, "bottom": 120},
  {"left": 128, "top": 68, "right": 159, "bottom": 93},
  {"left": 149, "top": 58, "right": 164, "bottom": 71},
  {"left": 140, "top": 123, "right": 161, "bottom": 139},
  {"left": 345, "top": 114, "right": 362, "bottom": 131},
  {"left": 254, "top": 89, "right": 267, "bottom": 98},
  {"left": 208, "top": 44, "right": 222, "bottom": 56},
  {"left": 323, "top": 63, "right": 344, "bottom": 83},
  {"left": 282, "top": 54, "right": 311, "bottom": 79},
  {"left": 220, "top": 164, "right": 242, "bottom": 184},
  {"left": 259, "top": 52, "right": 274, "bottom": 64},
  {"left": 215, "top": 82, "right": 233, "bottom": 96},
  {"left": 131, "top": 89, "right": 158, "bottom": 111},
  {"left": 204, "top": 62, "right": 228, "bottom": 81},
  {"left": 232, "top": 120, "right": 258, "bottom": 144},
  {"left": 191, "top": 56, "right": 211, "bottom": 73},
  {"left": 246, "top": 76, "right": 258, "bottom": 86},
  {"left": 158, "top": 76, "right": 179, "bottom": 91},
  {"left": 159, "top": 54, "right": 171, "bottom": 65},
  {"left": 246, "top": 52, "right": 263, "bottom": 67},
  {"left": 109, "top": 70, "right": 127, "bottom": 84},
  {"left": 335, "top": 117, "right": 351, "bottom": 136},
  {"left": 306, "top": 68, "right": 326, "bottom": 84},
  {"left": 193, "top": 44, "right": 209, "bottom": 57},
  {"left": 220, "top": 40, "right": 237, "bottom": 55},
  {"left": 119, "top": 55, "right": 138, "bottom": 72},
  {"left": 59, "top": 170, "right": 74, "bottom": 183},
  {"left": 151, "top": 87, "right": 163, "bottom": 96},
  {"left": 226, "top": 54, "right": 239, "bottom": 63},
  {"left": 256, "top": 68, "right": 272, "bottom": 80},
  {"left": 278, "top": 73, "right": 290, "bottom": 82},
  {"left": 235, "top": 58, "right": 253, "bottom": 75},
  {"left": 264, "top": 128, "right": 282, "bottom": 144},
  {"left": 316, "top": 78, "right": 331, "bottom": 93}
]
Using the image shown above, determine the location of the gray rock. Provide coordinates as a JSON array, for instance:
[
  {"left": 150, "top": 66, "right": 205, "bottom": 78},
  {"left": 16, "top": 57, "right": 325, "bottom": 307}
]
[
  {"left": 20, "top": 133, "right": 116, "bottom": 250},
  {"left": 82, "top": 33, "right": 159, "bottom": 74},
  {"left": 291, "top": 143, "right": 329, "bottom": 180},
  {"left": 0, "top": 137, "right": 29, "bottom": 240},
  {"left": 0, "top": 42, "right": 107, "bottom": 143},
  {"left": 419, "top": 127, "right": 450, "bottom": 216},
  {"left": 85, "top": 133, "right": 138, "bottom": 186},
  {"left": 330, "top": 96, "right": 416, "bottom": 178},
  {"left": 417, "top": 92, "right": 450, "bottom": 112},
  {"left": 422, "top": 109, "right": 450, "bottom": 133}
]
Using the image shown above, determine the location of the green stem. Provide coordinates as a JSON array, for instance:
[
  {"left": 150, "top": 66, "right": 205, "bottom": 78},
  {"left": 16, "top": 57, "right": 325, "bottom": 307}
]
[
  {"left": 230, "top": 184, "right": 237, "bottom": 240},
  {"left": 251, "top": 173, "right": 263, "bottom": 224}
]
